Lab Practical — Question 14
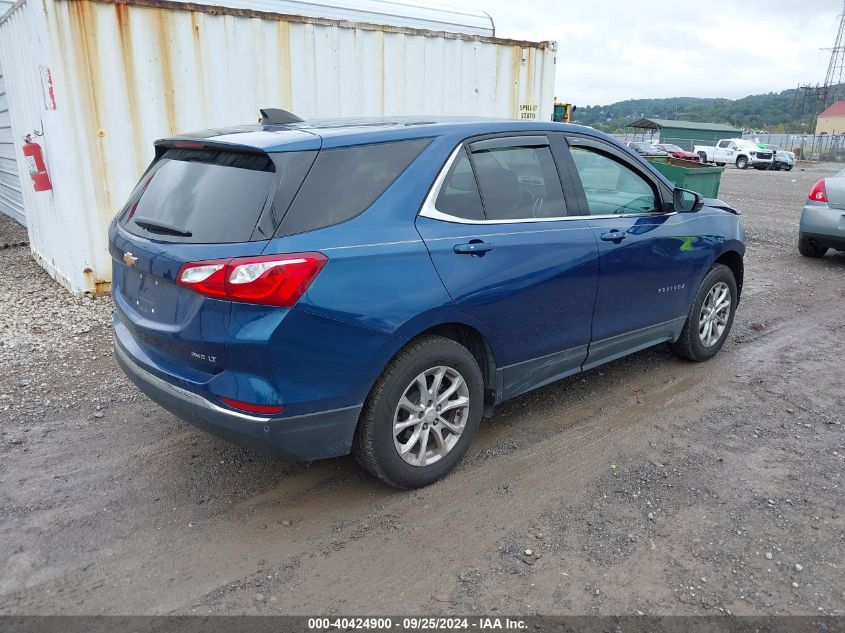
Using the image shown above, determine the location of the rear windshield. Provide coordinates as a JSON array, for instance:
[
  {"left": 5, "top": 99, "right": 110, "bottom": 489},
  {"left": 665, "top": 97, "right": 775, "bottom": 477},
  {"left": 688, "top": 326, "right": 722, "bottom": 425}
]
[{"left": 120, "top": 149, "right": 277, "bottom": 243}]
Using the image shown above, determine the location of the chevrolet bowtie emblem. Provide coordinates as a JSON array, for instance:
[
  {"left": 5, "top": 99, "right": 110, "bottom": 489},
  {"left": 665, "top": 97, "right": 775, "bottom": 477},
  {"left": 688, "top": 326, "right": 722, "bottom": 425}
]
[{"left": 123, "top": 251, "right": 138, "bottom": 266}]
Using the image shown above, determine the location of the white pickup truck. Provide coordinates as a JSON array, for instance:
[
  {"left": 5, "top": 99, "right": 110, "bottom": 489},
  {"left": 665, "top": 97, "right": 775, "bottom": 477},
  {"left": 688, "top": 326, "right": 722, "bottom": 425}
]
[{"left": 694, "top": 138, "right": 774, "bottom": 170}]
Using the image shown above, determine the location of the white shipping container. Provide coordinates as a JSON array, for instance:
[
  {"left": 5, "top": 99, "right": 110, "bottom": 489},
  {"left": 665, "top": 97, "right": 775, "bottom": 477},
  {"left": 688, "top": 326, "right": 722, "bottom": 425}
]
[
  {"left": 0, "top": 0, "right": 25, "bottom": 226},
  {"left": 0, "top": 0, "right": 557, "bottom": 294}
]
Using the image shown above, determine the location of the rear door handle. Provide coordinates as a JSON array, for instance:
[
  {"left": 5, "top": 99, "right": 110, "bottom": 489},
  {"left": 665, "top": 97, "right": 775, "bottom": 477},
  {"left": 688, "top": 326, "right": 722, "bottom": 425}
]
[
  {"left": 600, "top": 230, "right": 627, "bottom": 242},
  {"left": 454, "top": 240, "right": 494, "bottom": 255}
]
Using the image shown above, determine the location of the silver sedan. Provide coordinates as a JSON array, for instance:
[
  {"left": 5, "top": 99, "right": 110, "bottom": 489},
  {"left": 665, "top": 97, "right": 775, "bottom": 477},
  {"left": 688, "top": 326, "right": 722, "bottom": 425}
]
[{"left": 799, "top": 172, "right": 845, "bottom": 257}]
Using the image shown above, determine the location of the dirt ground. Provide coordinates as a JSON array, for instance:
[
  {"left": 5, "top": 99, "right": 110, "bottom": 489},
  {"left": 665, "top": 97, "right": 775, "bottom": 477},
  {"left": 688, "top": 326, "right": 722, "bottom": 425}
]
[{"left": 0, "top": 164, "right": 842, "bottom": 617}]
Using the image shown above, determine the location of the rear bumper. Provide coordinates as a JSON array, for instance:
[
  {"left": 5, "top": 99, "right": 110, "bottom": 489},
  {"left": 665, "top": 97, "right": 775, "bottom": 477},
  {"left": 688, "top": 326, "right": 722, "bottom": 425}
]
[
  {"left": 800, "top": 204, "right": 845, "bottom": 250},
  {"left": 115, "top": 341, "right": 361, "bottom": 461},
  {"left": 800, "top": 231, "right": 845, "bottom": 251}
]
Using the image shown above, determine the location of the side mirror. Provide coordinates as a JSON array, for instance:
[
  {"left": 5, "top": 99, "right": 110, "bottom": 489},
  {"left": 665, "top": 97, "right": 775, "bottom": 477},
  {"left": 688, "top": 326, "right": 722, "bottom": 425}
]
[{"left": 674, "top": 188, "right": 702, "bottom": 213}]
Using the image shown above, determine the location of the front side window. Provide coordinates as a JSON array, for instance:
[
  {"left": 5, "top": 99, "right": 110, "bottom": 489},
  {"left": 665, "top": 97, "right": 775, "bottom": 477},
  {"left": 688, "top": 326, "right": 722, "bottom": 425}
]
[
  {"left": 569, "top": 147, "right": 659, "bottom": 215},
  {"left": 470, "top": 143, "right": 566, "bottom": 220}
]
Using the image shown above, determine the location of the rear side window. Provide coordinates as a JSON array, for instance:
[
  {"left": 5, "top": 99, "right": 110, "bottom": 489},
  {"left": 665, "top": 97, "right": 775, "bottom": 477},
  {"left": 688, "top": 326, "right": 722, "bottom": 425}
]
[
  {"left": 471, "top": 144, "right": 566, "bottom": 220},
  {"left": 276, "top": 138, "right": 431, "bottom": 237},
  {"left": 120, "top": 149, "right": 278, "bottom": 243}
]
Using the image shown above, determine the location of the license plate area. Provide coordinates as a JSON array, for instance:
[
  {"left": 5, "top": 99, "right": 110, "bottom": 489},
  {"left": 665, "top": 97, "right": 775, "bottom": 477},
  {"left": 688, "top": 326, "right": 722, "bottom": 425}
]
[{"left": 122, "top": 266, "right": 180, "bottom": 323}]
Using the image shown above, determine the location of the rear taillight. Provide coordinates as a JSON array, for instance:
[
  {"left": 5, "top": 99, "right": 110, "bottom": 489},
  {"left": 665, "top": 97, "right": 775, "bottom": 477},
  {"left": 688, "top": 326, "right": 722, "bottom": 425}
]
[
  {"left": 219, "top": 396, "right": 285, "bottom": 415},
  {"left": 176, "top": 252, "right": 327, "bottom": 307},
  {"left": 175, "top": 258, "right": 229, "bottom": 299},
  {"left": 808, "top": 180, "right": 828, "bottom": 202}
]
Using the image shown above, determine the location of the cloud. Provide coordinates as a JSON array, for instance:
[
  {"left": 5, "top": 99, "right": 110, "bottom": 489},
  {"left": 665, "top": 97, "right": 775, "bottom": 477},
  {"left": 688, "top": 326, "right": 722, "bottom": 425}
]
[{"left": 449, "top": 0, "right": 836, "bottom": 105}]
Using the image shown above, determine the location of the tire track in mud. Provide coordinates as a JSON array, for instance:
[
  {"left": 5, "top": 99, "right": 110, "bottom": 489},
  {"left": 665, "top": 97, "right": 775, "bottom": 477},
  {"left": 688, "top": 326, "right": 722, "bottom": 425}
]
[
  {"left": 174, "top": 310, "right": 843, "bottom": 614},
  {"left": 2, "top": 304, "right": 839, "bottom": 615}
]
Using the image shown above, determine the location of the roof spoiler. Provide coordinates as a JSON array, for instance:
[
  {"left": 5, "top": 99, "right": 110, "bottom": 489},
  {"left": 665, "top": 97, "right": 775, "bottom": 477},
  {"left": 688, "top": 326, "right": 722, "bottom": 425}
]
[{"left": 260, "top": 108, "right": 304, "bottom": 125}]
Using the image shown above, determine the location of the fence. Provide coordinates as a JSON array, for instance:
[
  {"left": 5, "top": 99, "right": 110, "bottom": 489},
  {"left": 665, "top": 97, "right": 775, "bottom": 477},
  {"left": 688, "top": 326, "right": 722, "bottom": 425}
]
[
  {"left": 739, "top": 133, "right": 845, "bottom": 162},
  {"left": 612, "top": 131, "right": 845, "bottom": 162}
]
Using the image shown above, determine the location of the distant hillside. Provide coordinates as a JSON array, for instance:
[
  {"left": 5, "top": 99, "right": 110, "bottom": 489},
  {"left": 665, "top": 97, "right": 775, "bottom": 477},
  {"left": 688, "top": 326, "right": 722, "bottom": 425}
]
[{"left": 571, "top": 85, "right": 845, "bottom": 133}]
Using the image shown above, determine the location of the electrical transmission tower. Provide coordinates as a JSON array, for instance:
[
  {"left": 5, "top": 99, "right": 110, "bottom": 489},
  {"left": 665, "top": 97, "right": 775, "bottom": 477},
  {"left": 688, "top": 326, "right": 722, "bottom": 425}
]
[
  {"left": 792, "top": 1, "right": 845, "bottom": 131},
  {"left": 822, "top": 1, "right": 845, "bottom": 103}
]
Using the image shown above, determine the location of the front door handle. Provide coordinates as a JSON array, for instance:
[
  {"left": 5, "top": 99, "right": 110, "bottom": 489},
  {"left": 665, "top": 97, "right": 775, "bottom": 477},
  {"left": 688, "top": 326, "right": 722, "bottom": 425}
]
[
  {"left": 600, "top": 230, "right": 627, "bottom": 242},
  {"left": 454, "top": 240, "right": 494, "bottom": 255}
]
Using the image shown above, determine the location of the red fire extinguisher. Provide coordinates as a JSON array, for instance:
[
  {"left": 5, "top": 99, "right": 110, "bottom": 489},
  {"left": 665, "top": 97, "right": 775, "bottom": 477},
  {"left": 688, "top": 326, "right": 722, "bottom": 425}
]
[{"left": 22, "top": 134, "right": 52, "bottom": 192}]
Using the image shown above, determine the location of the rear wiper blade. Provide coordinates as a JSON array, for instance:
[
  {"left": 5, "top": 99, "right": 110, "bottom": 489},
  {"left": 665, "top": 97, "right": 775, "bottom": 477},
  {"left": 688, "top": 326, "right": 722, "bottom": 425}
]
[{"left": 133, "top": 216, "right": 192, "bottom": 237}]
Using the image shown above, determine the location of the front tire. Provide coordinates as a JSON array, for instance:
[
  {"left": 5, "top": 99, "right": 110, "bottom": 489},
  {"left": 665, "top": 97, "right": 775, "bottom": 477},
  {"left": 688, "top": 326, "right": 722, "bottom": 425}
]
[
  {"left": 798, "top": 235, "right": 827, "bottom": 258},
  {"left": 352, "top": 336, "right": 484, "bottom": 489},
  {"left": 736, "top": 156, "right": 748, "bottom": 170},
  {"left": 671, "top": 264, "right": 737, "bottom": 362}
]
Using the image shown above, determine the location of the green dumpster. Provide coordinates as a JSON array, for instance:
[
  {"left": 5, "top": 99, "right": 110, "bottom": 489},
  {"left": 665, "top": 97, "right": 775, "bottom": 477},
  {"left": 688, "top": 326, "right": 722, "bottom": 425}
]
[{"left": 647, "top": 157, "right": 724, "bottom": 198}]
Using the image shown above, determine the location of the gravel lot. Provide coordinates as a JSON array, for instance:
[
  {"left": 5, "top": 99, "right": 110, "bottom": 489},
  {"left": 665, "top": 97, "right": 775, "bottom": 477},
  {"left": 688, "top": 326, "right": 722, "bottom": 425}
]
[{"left": 0, "top": 164, "right": 842, "bottom": 616}]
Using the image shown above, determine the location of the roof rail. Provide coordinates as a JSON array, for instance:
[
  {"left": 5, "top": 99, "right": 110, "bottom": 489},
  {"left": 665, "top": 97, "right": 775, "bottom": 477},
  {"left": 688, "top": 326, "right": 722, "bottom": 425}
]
[{"left": 260, "top": 108, "right": 304, "bottom": 125}]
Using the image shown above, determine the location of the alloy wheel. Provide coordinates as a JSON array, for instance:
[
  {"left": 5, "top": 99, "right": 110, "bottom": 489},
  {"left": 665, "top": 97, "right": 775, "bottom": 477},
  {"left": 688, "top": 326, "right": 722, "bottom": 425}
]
[
  {"left": 393, "top": 366, "right": 470, "bottom": 467},
  {"left": 698, "top": 281, "right": 731, "bottom": 347}
]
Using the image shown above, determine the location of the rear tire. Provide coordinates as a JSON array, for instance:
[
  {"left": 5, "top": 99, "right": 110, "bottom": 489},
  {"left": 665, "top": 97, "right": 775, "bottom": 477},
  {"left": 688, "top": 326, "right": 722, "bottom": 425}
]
[
  {"left": 736, "top": 156, "right": 748, "bottom": 170},
  {"left": 352, "top": 336, "right": 484, "bottom": 489},
  {"left": 671, "top": 264, "right": 737, "bottom": 362},
  {"left": 698, "top": 152, "right": 708, "bottom": 163},
  {"left": 798, "top": 235, "right": 827, "bottom": 258},
  {"left": 785, "top": 165, "right": 793, "bottom": 172}
]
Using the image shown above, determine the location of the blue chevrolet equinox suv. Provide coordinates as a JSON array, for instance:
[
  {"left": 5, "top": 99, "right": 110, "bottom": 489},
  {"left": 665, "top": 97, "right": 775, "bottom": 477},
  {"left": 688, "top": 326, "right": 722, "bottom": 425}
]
[{"left": 110, "top": 113, "right": 745, "bottom": 489}]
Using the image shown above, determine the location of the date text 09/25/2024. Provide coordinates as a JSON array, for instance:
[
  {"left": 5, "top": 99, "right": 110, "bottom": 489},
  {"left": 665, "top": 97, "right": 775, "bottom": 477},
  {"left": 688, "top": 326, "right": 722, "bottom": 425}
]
[{"left": 307, "top": 617, "right": 527, "bottom": 630}]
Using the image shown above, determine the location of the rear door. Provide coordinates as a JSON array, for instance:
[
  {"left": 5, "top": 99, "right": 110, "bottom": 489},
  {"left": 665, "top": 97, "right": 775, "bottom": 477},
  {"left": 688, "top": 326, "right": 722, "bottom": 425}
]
[
  {"left": 109, "top": 145, "right": 316, "bottom": 375},
  {"left": 558, "top": 136, "right": 700, "bottom": 368},
  {"left": 415, "top": 134, "right": 599, "bottom": 399}
]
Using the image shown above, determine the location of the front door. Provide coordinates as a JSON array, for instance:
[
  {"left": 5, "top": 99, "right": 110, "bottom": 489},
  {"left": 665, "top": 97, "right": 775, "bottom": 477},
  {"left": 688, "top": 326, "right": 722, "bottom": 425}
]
[
  {"left": 561, "top": 137, "right": 701, "bottom": 369},
  {"left": 714, "top": 139, "right": 736, "bottom": 164},
  {"left": 415, "top": 135, "right": 599, "bottom": 400}
]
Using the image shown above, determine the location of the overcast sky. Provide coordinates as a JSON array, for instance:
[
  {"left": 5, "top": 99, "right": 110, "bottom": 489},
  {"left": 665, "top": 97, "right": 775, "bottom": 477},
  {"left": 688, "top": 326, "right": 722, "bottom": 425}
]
[{"left": 447, "top": 0, "right": 839, "bottom": 106}]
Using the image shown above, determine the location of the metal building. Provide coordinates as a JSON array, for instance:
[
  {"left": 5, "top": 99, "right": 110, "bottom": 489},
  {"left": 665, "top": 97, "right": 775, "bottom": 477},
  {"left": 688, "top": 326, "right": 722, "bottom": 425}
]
[
  {"left": 629, "top": 118, "right": 744, "bottom": 151},
  {"left": 0, "top": 0, "right": 25, "bottom": 226},
  {"left": 0, "top": 0, "right": 556, "bottom": 295}
]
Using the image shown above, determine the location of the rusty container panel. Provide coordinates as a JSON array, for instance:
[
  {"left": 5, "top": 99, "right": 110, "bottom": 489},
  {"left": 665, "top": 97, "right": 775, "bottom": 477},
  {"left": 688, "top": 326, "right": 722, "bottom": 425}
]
[
  {"left": 0, "top": 0, "right": 91, "bottom": 292},
  {"left": 178, "top": 0, "right": 496, "bottom": 36},
  {"left": 0, "top": 0, "right": 556, "bottom": 294}
]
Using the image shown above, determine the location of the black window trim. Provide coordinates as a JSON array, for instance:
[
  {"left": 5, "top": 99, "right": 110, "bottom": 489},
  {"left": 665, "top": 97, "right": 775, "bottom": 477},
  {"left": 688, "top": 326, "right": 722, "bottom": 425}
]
[
  {"left": 419, "top": 132, "right": 576, "bottom": 225},
  {"left": 560, "top": 134, "right": 676, "bottom": 218},
  {"left": 251, "top": 149, "right": 319, "bottom": 241}
]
